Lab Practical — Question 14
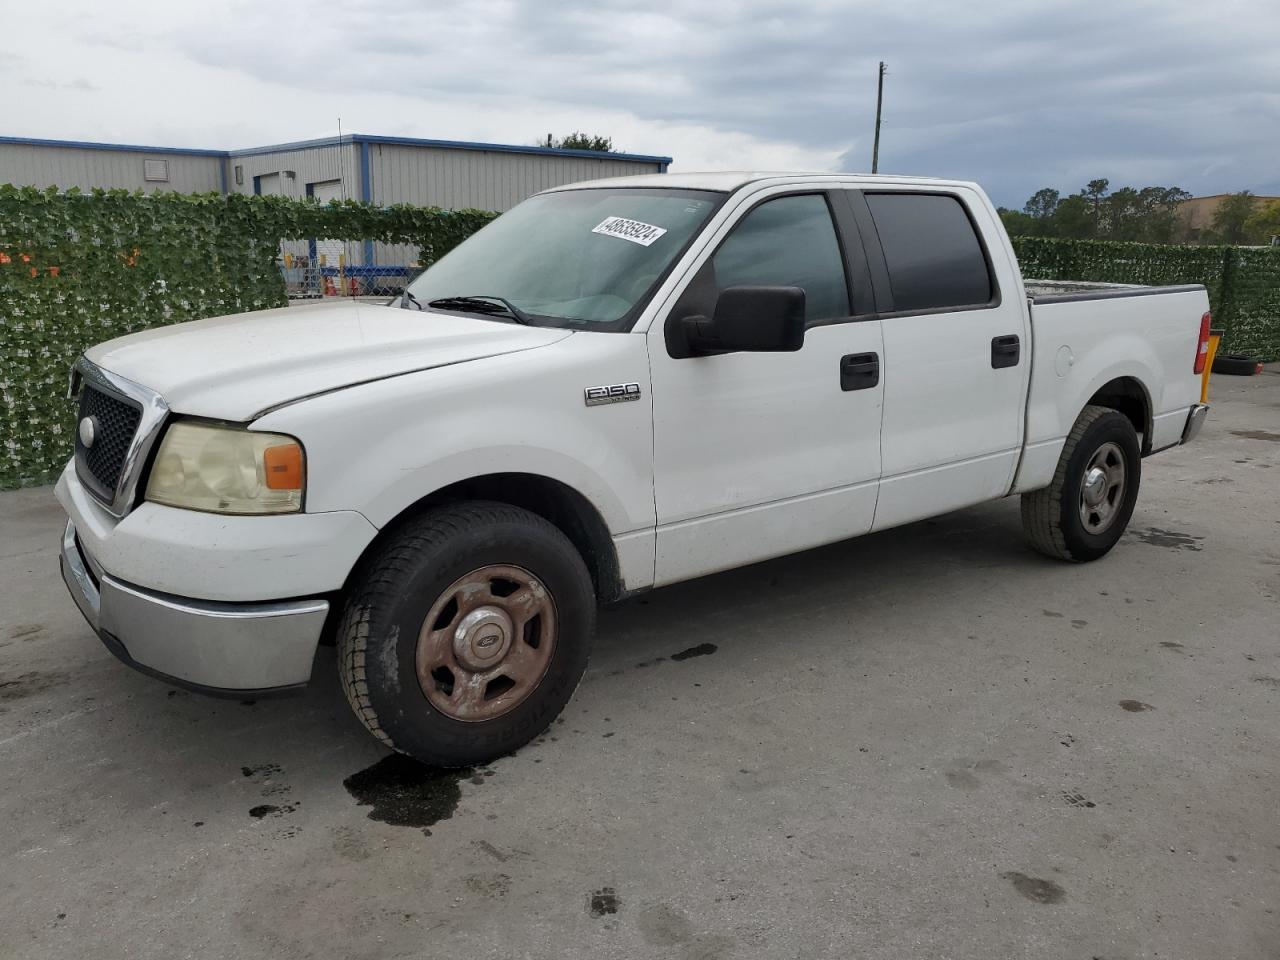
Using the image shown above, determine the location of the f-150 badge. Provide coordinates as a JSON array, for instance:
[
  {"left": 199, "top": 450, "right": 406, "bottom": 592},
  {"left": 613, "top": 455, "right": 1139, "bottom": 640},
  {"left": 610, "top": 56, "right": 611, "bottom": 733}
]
[{"left": 584, "top": 383, "right": 642, "bottom": 406}]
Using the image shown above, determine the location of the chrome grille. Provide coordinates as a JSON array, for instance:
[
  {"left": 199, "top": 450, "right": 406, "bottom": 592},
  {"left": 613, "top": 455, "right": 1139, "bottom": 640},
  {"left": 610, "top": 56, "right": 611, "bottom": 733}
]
[{"left": 75, "top": 385, "right": 143, "bottom": 502}]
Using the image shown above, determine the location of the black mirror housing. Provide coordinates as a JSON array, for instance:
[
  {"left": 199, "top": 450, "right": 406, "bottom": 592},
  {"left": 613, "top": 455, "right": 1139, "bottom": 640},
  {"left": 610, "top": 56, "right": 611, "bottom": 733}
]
[{"left": 679, "top": 286, "right": 806, "bottom": 356}]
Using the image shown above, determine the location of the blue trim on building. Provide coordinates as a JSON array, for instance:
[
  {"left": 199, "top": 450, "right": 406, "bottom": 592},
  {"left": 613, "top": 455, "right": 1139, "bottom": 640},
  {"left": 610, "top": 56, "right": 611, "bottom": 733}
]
[
  {"left": 2, "top": 132, "right": 672, "bottom": 166},
  {"left": 0, "top": 134, "right": 226, "bottom": 157},
  {"left": 360, "top": 141, "right": 375, "bottom": 266}
]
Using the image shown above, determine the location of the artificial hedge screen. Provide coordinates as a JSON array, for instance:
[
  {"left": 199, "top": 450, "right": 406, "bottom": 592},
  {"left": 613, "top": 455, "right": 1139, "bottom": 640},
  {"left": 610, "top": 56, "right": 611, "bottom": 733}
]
[{"left": 1, "top": 186, "right": 1277, "bottom": 489}]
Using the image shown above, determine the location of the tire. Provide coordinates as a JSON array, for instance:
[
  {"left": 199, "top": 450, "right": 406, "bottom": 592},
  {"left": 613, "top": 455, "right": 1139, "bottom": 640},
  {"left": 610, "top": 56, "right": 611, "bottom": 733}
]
[
  {"left": 1020, "top": 405, "right": 1142, "bottom": 562},
  {"left": 1211, "top": 353, "right": 1261, "bottom": 376},
  {"left": 338, "top": 501, "right": 596, "bottom": 766}
]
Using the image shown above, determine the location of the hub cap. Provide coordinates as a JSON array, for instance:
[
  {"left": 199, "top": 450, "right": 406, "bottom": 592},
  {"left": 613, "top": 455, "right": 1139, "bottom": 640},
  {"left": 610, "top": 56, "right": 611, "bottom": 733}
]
[
  {"left": 1078, "top": 441, "right": 1126, "bottom": 534},
  {"left": 415, "top": 565, "right": 556, "bottom": 722}
]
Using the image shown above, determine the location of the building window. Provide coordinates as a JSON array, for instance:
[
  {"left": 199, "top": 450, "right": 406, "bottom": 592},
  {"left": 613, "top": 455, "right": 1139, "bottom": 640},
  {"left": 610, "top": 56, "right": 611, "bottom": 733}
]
[{"left": 143, "top": 159, "right": 169, "bottom": 182}]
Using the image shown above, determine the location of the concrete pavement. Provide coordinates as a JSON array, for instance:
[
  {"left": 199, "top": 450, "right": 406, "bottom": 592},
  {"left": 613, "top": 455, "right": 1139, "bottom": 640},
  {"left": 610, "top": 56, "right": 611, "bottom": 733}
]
[{"left": 2, "top": 368, "right": 1278, "bottom": 959}]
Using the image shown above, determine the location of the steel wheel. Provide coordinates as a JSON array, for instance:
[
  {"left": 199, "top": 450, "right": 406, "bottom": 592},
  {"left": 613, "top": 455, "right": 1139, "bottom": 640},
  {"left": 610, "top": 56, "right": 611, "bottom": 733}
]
[
  {"left": 415, "top": 564, "right": 557, "bottom": 722},
  {"left": 1078, "top": 440, "right": 1126, "bottom": 534}
]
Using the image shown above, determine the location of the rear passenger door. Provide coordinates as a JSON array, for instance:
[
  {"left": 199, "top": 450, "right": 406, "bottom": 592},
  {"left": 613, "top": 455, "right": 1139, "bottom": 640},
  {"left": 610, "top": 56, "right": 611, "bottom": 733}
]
[{"left": 844, "top": 188, "right": 1029, "bottom": 530}]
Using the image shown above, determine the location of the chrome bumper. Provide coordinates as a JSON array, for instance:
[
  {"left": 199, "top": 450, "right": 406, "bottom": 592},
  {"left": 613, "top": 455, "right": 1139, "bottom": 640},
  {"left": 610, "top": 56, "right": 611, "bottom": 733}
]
[
  {"left": 60, "top": 520, "right": 329, "bottom": 695},
  {"left": 1182, "top": 403, "right": 1209, "bottom": 444}
]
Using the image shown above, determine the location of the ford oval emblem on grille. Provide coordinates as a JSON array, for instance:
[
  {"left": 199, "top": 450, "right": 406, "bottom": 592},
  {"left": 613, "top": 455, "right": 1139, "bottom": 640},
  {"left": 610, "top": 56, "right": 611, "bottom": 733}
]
[{"left": 78, "top": 416, "right": 97, "bottom": 449}]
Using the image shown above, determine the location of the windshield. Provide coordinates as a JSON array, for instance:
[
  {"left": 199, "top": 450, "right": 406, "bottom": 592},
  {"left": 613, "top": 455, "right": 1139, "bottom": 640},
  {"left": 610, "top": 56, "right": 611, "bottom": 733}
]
[{"left": 401, "top": 188, "right": 723, "bottom": 329}]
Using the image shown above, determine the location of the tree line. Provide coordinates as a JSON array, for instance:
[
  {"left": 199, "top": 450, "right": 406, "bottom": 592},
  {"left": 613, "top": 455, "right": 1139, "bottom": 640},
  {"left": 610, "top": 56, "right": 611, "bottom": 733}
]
[{"left": 999, "top": 180, "right": 1280, "bottom": 246}]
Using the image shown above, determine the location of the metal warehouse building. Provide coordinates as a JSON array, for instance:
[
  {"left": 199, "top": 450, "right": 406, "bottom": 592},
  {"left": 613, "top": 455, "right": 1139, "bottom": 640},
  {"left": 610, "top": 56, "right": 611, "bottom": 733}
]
[{"left": 0, "top": 133, "right": 671, "bottom": 290}]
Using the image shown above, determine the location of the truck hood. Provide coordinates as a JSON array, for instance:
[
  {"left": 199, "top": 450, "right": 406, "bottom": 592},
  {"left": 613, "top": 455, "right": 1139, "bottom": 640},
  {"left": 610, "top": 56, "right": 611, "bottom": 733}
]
[{"left": 85, "top": 300, "right": 574, "bottom": 422}]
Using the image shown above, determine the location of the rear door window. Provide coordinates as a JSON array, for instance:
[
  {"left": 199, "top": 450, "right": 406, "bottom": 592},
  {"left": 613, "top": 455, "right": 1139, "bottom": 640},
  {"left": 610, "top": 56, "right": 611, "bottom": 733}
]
[{"left": 864, "top": 193, "right": 994, "bottom": 312}]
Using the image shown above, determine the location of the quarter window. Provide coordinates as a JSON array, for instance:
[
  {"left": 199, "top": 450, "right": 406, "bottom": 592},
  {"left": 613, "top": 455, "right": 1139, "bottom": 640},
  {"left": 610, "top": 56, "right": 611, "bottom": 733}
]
[
  {"left": 864, "top": 193, "right": 993, "bottom": 312},
  {"left": 708, "top": 194, "right": 850, "bottom": 322}
]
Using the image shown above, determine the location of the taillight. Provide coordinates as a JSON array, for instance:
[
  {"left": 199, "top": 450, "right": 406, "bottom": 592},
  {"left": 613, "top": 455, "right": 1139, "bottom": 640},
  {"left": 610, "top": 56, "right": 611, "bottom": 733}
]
[{"left": 1194, "top": 311, "right": 1211, "bottom": 375}]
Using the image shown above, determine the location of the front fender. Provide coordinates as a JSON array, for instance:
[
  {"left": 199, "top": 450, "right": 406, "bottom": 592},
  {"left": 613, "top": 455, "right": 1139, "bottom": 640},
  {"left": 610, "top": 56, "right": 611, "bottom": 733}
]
[{"left": 254, "top": 333, "right": 656, "bottom": 536}]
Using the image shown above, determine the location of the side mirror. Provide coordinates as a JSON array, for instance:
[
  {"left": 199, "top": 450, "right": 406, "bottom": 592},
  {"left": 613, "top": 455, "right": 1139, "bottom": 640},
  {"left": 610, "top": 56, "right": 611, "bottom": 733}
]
[{"left": 679, "top": 286, "right": 806, "bottom": 356}]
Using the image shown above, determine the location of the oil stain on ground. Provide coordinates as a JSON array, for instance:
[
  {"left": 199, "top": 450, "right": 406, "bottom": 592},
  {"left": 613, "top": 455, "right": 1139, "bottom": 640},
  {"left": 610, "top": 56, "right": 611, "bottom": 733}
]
[
  {"left": 1131, "top": 527, "right": 1203, "bottom": 552},
  {"left": 1119, "top": 699, "right": 1155, "bottom": 712},
  {"left": 589, "top": 887, "right": 620, "bottom": 917},
  {"left": 343, "top": 753, "right": 480, "bottom": 830},
  {"left": 1001, "top": 871, "right": 1066, "bottom": 904},
  {"left": 1232, "top": 429, "right": 1280, "bottom": 443},
  {"left": 671, "top": 643, "right": 718, "bottom": 661},
  {"left": 0, "top": 671, "right": 69, "bottom": 702}
]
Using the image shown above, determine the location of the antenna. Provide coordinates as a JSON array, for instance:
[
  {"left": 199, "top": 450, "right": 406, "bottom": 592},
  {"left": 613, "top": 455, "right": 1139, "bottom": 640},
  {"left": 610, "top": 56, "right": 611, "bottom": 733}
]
[{"left": 871, "top": 62, "right": 886, "bottom": 174}]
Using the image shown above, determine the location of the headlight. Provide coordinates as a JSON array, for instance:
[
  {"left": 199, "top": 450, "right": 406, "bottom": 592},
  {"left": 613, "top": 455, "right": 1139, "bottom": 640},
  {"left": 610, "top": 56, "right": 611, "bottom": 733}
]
[{"left": 145, "top": 422, "right": 305, "bottom": 515}]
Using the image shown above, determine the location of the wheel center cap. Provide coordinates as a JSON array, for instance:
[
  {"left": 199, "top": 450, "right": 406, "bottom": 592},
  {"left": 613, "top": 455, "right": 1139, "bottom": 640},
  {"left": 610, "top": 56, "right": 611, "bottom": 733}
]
[
  {"left": 453, "top": 606, "right": 514, "bottom": 671},
  {"left": 1082, "top": 467, "right": 1108, "bottom": 506}
]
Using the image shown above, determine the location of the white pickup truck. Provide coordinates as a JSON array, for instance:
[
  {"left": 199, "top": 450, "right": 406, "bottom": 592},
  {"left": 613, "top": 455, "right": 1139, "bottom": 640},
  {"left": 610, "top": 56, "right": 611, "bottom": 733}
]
[{"left": 57, "top": 173, "right": 1212, "bottom": 765}]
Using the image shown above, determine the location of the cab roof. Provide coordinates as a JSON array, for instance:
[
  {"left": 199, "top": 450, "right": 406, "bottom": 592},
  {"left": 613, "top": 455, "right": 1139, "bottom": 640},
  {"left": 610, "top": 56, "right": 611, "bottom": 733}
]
[{"left": 544, "top": 171, "right": 979, "bottom": 194}]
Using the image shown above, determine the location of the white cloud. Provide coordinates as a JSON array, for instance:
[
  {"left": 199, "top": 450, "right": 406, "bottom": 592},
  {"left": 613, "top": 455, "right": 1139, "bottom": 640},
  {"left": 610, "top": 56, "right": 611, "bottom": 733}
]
[{"left": 1, "top": 0, "right": 1277, "bottom": 206}]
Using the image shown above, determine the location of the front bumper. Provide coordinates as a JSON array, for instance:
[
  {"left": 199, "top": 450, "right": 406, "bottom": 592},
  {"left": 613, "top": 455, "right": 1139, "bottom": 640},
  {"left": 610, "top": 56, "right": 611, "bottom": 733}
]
[
  {"left": 1182, "top": 403, "right": 1210, "bottom": 444},
  {"left": 60, "top": 520, "right": 329, "bottom": 695}
]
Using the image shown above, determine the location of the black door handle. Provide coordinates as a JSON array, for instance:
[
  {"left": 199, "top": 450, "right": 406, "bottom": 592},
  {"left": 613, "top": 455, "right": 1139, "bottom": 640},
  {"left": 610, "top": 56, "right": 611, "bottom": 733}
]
[
  {"left": 840, "top": 352, "right": 879, "bottom": 391},
  {"left": 991, "top": 334, "right": 1020, "bottom": 369}
]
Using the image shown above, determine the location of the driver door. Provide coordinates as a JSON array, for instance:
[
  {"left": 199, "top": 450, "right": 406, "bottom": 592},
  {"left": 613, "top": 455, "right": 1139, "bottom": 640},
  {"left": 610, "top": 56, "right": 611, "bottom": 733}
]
[{"left": 647, "top": 190, "right": 884, "bottom": 586}]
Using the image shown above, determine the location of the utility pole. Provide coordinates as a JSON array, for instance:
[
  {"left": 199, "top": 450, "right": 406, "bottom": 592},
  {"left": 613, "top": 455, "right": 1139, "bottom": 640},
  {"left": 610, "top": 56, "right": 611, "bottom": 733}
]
[{"left": 871, "top": 61, "right": 886, "bottom": 174}]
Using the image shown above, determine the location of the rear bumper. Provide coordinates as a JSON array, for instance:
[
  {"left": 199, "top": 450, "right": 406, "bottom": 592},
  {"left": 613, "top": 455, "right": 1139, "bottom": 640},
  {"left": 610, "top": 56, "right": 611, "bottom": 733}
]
[
  {"left": 1182, "top": 403, "right": 1210, "bottom": 444},
  {"left": 60, "top": 520, "right": 329, "bottom": 695}
]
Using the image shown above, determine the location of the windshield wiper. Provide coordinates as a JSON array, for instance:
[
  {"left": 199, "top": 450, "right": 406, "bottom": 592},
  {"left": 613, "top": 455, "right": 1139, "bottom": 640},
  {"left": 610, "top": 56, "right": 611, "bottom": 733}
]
[
  {"left": 400, "top": 290, "right": 424, "bottom": 310},
  {"left": 426, "top": 295, "right": 532, "bottom": 325}
]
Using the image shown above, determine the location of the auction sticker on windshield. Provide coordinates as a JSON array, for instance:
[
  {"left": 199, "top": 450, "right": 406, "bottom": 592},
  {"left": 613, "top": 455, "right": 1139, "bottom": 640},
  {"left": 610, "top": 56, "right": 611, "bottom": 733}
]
[{"left": 592, "top": 216, "right": 668, "bottom": 247}]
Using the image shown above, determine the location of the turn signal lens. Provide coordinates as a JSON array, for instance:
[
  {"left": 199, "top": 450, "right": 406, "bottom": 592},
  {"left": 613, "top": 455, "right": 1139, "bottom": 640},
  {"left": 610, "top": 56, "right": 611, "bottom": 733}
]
[{"left": 263, "top": 442, "right": 304, "bottom": 490}]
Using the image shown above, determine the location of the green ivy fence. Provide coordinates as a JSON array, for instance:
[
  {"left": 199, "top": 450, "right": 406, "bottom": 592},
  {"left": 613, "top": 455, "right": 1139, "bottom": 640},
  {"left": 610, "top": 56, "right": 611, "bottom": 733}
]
[
  {"left": 1012, "top": 236, "right": 1280, "bottom": 362},
  {"left": 1, "top": 188, "right": 1277, "bottom": 490}
]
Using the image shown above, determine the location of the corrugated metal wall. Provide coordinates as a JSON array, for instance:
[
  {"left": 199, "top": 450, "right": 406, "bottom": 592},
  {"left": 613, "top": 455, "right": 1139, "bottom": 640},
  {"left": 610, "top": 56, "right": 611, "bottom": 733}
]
[
  {"left": 0, "top": 143, "right": 223, "bottom": 193},
  {"left": 225, "top": 143, "right": 361, "bottom": 199},
  {"left": 368, "top": 143, "right": 661, "bottom": 211}
]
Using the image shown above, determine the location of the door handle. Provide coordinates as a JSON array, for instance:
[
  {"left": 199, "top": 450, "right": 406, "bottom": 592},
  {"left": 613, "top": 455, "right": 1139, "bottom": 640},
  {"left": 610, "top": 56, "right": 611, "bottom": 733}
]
[
  {"left": 991, "top": 334, "right": 1020, "bottom": 369},
  {"left": 840, "top": 352, "right": 879, "bottom": 391}
]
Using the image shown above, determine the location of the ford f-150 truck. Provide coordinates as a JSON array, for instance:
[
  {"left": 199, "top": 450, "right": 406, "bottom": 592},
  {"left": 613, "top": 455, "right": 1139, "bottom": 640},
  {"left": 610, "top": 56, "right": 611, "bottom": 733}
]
[{"left": 57, "top": 173, "right": 1212, "bottom": 765}]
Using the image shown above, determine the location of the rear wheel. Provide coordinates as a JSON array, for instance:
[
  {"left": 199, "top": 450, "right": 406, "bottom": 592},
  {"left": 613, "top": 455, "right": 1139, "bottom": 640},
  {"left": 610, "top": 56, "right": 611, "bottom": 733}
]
[
  {"left": 338, "top": 502, "right": 595, "bottom": 766},
  {"left": 1021, "top": 405, "right": 1142, "bottom": 562}
]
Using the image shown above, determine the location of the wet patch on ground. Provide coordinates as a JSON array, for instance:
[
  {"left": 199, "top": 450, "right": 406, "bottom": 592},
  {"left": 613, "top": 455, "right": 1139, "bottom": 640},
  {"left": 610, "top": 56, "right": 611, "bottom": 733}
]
[
  {"left": 671, "top": 643, "right": 718, "bottom": 661},
  {"left": 588, "top": 887, "right": 620, "bottom": 917},
  {"left": 1001, "top": 871, "right": 1066, "bottom": 904},
  {"left": 343, "top": 753, "right": 483, "bottom": 830},
  {"left": 1119, "top": 700, "right": 1155, "bottom": 712},
  {"left": 1131, "top": 527, "right": 1204, "bottom": 552},
  {"left": 0, "top": 670, "right": 69, "bottom": 702},
  {"left": 1063, "top": 792, "right": 1097, "bottom": 808},
  {"left": 249, "top": 803, "right": 297, "bottom": 819},
  {"left": 6, "top": 624, "right": 44, "bottom": 640},
  {"left": 1252, "top": 676, "right": 1280, "bottom": 689},
  {"left": 1231, "top": 429, "right": 1280, "bottom": 442}
]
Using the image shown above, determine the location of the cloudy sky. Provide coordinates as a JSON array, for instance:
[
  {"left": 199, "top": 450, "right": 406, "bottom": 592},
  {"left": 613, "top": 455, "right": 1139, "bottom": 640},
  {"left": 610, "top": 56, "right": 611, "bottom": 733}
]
[{"left": 4, "top": 0, "right": 1278, "bottom": 207}]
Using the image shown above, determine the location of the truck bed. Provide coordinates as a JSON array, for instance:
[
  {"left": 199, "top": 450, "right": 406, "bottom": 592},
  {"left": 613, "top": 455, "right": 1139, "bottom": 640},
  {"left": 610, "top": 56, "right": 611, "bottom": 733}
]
[{"left": 1024, "top": 278, "right": 1207, "bottom": 304}]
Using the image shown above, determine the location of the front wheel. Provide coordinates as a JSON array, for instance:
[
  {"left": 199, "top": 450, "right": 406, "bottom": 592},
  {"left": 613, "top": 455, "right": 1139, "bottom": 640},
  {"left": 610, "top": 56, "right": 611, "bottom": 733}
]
[
  {"left": 338, "top": 502, "right": 596, "bottom": 766},
  {"left": 1021, "top": 404, "right": 1142, "bottom": 562}
]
